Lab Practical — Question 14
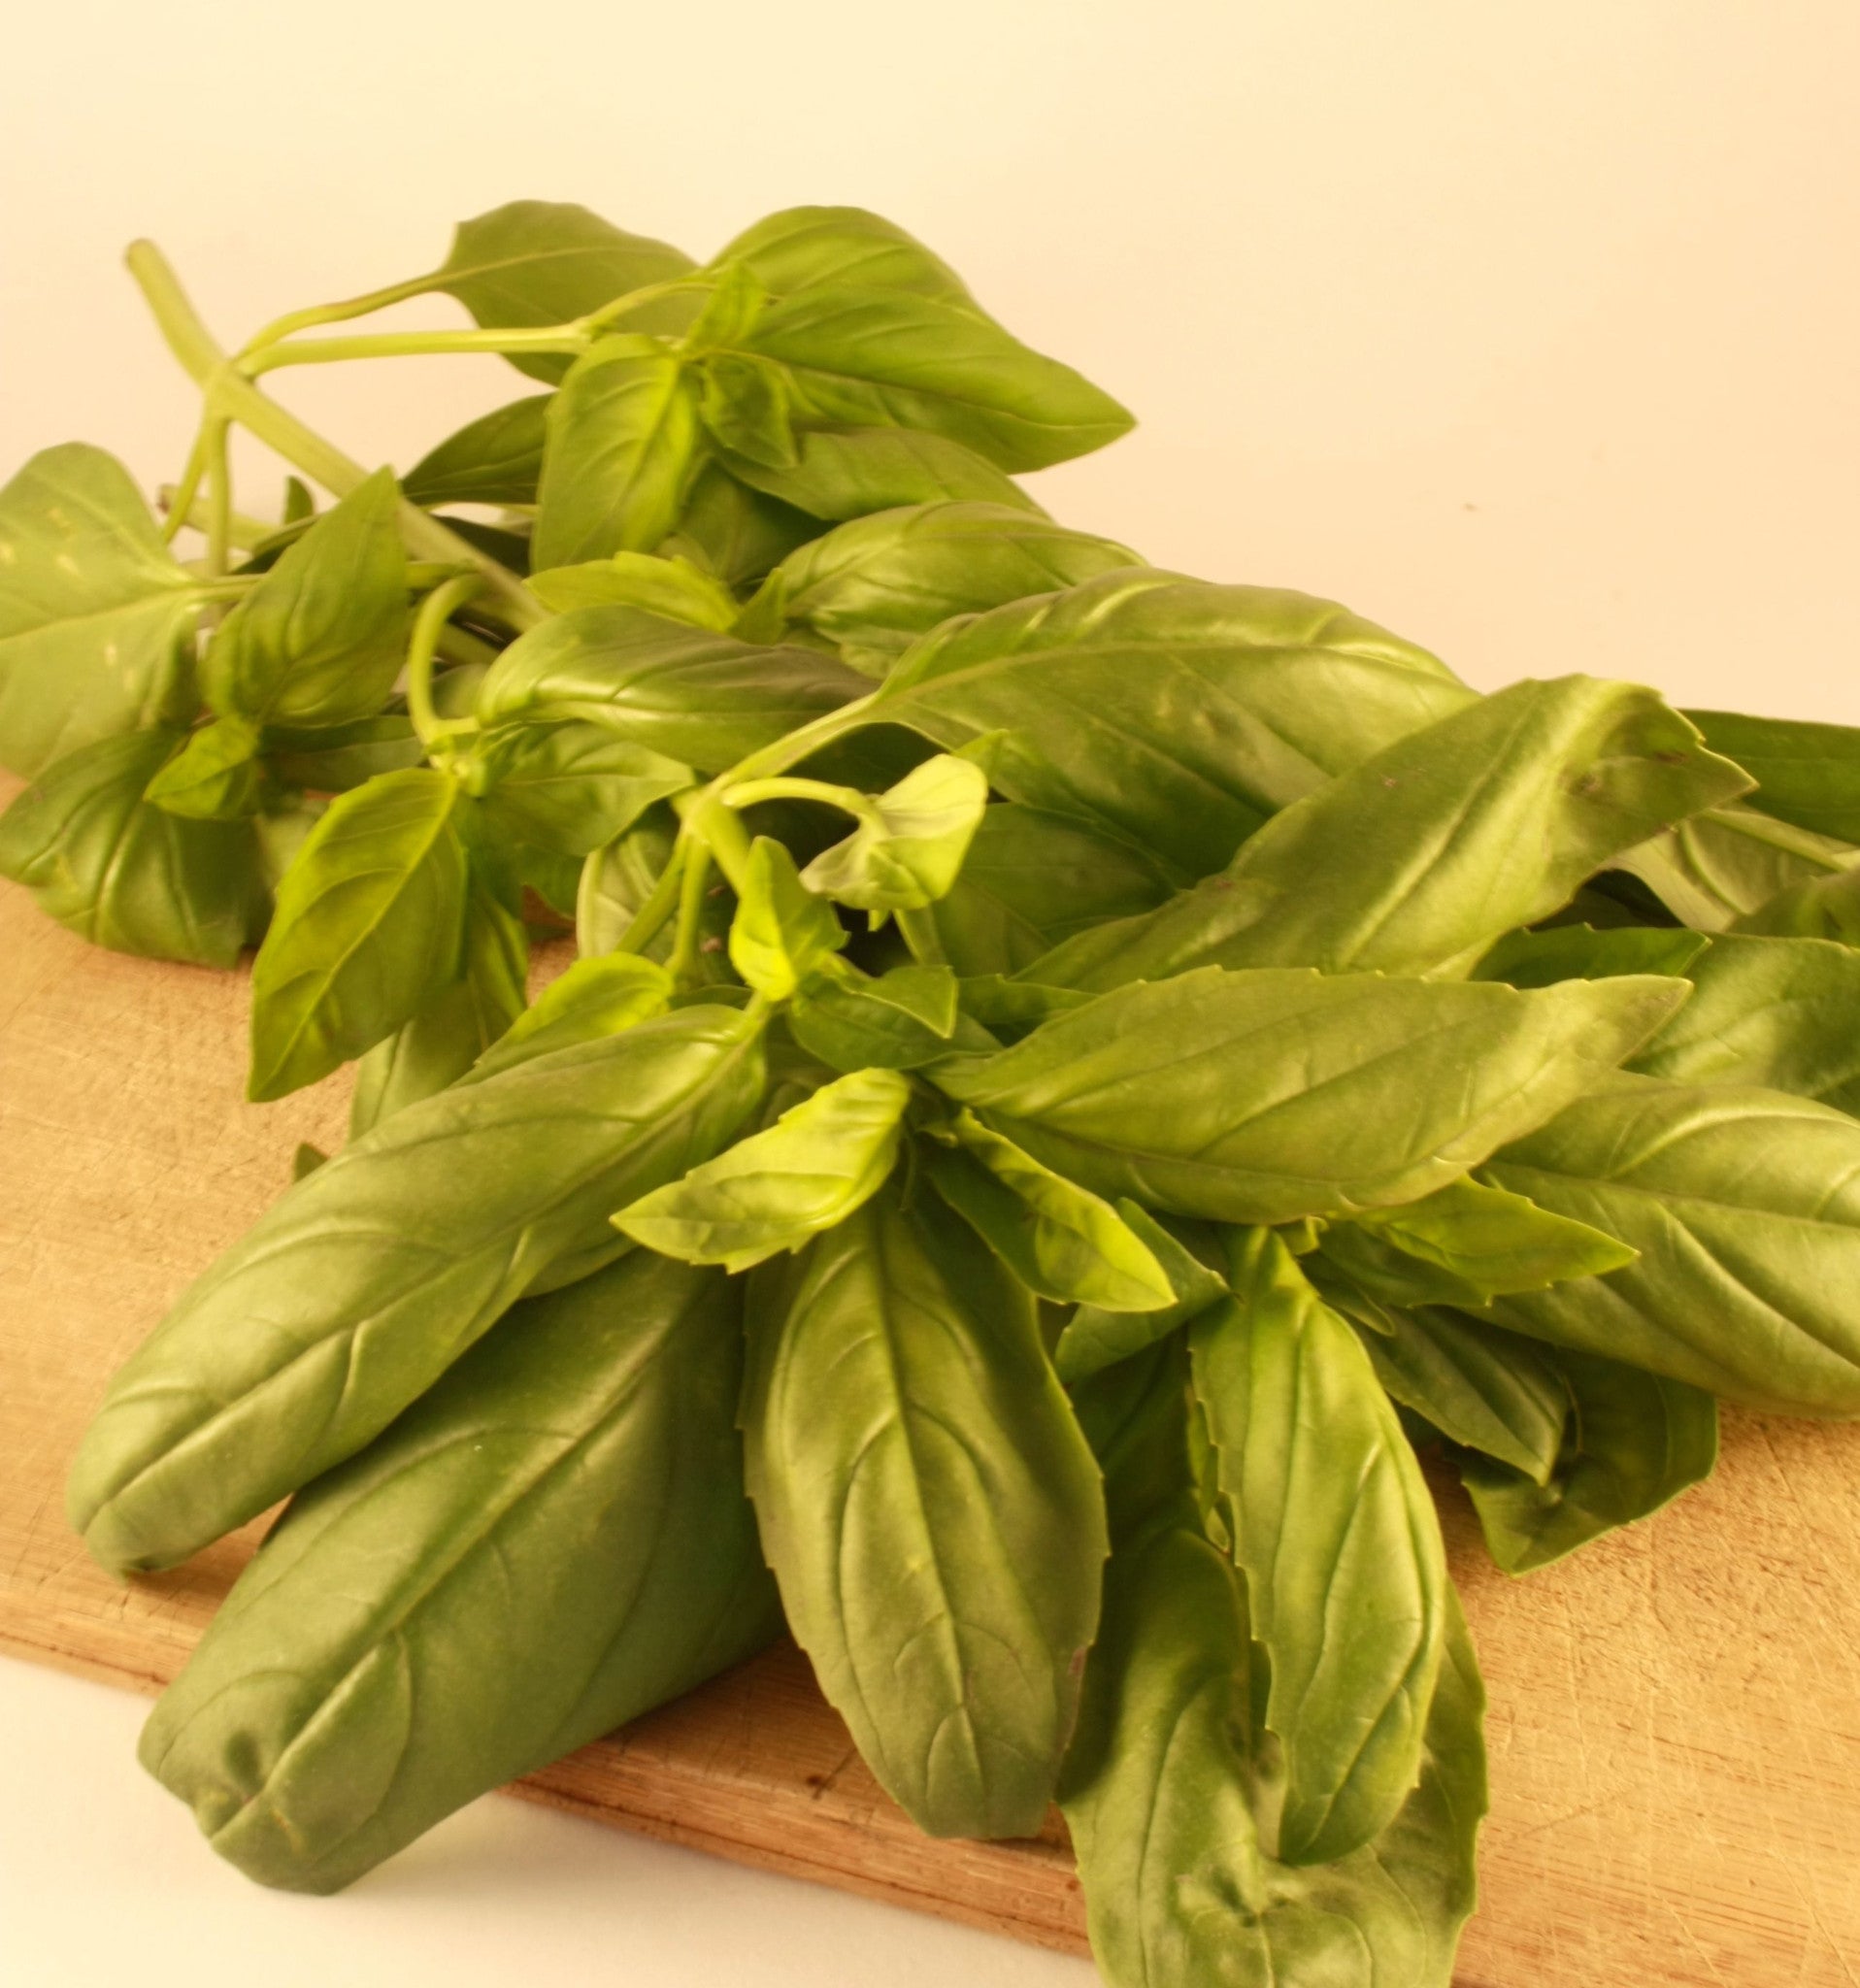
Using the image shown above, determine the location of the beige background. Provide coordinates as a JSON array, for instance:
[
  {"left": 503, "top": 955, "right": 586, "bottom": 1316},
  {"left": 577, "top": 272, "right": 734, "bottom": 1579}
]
[{"left": 2, "top": 4, "right": 1857, "bottom": 1985}]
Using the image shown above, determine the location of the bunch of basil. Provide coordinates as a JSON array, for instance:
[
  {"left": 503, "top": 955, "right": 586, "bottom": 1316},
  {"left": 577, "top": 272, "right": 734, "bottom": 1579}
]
[{"left": 6, "top": 200, "right": 1860, "bottom": 1986}]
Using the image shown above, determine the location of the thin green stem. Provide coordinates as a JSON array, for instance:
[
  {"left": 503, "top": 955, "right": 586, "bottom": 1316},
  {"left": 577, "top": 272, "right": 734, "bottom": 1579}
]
[
  {"left": 406, "top": 575, "right": 483, "bottom": 746},
  {"left": 720, "top": 776, "right": 879, "bottom": 823},
  {"left": 713, "top": 693, "right": 883, "bottom": 793},
  {"left": 237, "top": 269, "right": 453, "bottom": 358},
  {"left": 613, "top": 840, "right": 689, "bottom": 958},
  {"left": 161, "top": 423, "right": 212, "bottom": 547},
  {"left": 243, "top": 325, "right": 589, "bottom": 377},
  {"left": 668, "top": 840, "right": 716, "bottom": 988},
  {"left": 202, "top": 417, "right": 233, "bottom": 579}
]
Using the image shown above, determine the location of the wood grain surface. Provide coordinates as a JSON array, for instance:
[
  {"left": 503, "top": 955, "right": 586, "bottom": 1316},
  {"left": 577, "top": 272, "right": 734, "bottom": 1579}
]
[{"left": 2, "top": 846, "right": 1857, "bottom": 1985}]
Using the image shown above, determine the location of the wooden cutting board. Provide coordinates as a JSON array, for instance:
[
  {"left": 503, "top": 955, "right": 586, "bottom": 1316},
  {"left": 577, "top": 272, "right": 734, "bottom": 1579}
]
[{"left": 3, "top": 849, "right": 1858, "bottom": 1986}]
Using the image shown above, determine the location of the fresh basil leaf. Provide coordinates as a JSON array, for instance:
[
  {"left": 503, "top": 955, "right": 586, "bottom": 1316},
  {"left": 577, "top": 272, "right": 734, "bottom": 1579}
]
[
  {"left": 1456, "top": 1341, "right": 1717, "bottom": 1574},
  {"left": 68, "top": 1005, "right": 767, "bottom": 1574},
  {"left": 1486, "top": 1073, "right": 1860, "bottom": 1415},
  {"left": 1630, "top": 932, "right": 1860, "bottom": 1109},
  {"left": 801, "top": 753, "right": 987, "bottom": 911},
  {"left": 1732, "top": 861, "right": 1860, "bottom": 944},
  {"left": 699, "top": 352, "right": 797, "bottom": 469},
  {"left": 402, "top": 394, "right": 550, "bottom": 508},
  {"left": 721, "top": 425, "right": 1042, "bottom": 521},
  {"left": 740, "top": 284, "right": 1131, "bottom": 472},
  {"left": 924, "top": 806, "right": 1171, "bottom": 979},
  {"left": 1683, "top": 708, "right": 1860, "bottom": 844},
  {"left": 1054, "top": 1206, "right": 1232, "bottom": 1384},
  {"left": 786, "top": 959, "right": 965, "bottom": 1071},
  {"left": 1034, "top": 678, "right": 1750, "bottom": 990},
  {"left": 432, "top": 200, "right": 697, "bottom": 384},
  {"left": 265, "top": 713, "right": 425, "bottom": 792},
  {"left": 533, "top": 336, "right": 704, "bottom": 567},
  {"left": 711, "top": 206, "right": 978, "bottom": 309},
  {"left": 1617, "top": 804, "right": 1857, "bottom": 930},
  {"left": 476, "top": 604, "right": 867, "bottom": 770},
  {"left": 143, "top": 716, "right": 268, "bottom": 821},
  {"left": 742, "top": 1183, "right": 1107, "bottom": 1837},
  {"left": 1190, "top": 1229, "right": 1449, "bottom": 1863},
  {"left": 877, "top": 571, "right": 1474, "bottom": 878},
  {"left": 576, "top": 806, "right": 679, "bottom": 957},
  {"left": 1354, "top": 1307, "right": 1570, "bottom": 1481},
  {"left": 527, "top": 551, "right": 738, "bottom": 627},
  {"left": 0, "top": 727, "right": 266, "bottom": 968},
  {"left": 1472, "top": 921, "right": 1709, "bottom": 988},
  {"left": 0, "top": 443, "right": 201, "bottom": 776},
  {"left": 728, "top": 834, "right": 847, "bottom": 1000},
  {"left": 934, "top": 966, "right": 1687, "bottom": 1224},
  {"left": 470, "top": 951, "right": 672, "bottom": 1081},
  {"left": 1060, "top": 1337, "right": 1485, "bottom": 1983},
  {"left": 290, "top": 1143, "right": 327, "bottom": 1181},
  {"left": 772, "top": 502, "right": 1139, "bottom": 676},
  {"left": 429, "top": 513, "right": 532, "bottom": 573},
  {"left": 141, "top": 1251, "right": 779, "bottom": 1893},
  {"left": 924, "top": 1112, "right": 1175, "bottom": 1311},
  {"left": 955, "top": 973, "right": 1092, "bottom": 1033},
  {"left": 614, "top": 1066, "right": 910, "bottom": 1271},
  {"left": 247, "top": 767, "right": 469, "bottom": 1101},
  {"left": 472, "top": 718, "right": 691, "bottom": 855},
  {"left": 658, "top": 460, "right": 818, "bottom": 587}
]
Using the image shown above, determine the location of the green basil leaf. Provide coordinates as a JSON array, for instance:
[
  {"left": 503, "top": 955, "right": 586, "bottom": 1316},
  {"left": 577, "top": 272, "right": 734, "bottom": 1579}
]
[
  {"left": 527, "top": 550, "right": 738, "bottom": 627},
  {"left": 290, "top": 1142, "right": 327, "bottom": 1181},
  {"left": 1731, "top": 861, "right": 1860, "bottom": 944},
  {"left": 264, "top": 713, "right": 425, "bottom": 792},
  {"left": 658, "top": 461, "right": 818, "bottom": 588},
  {"left": 0, "top": 727, "right": 266, "bottom": 968},
  {"left": 877, "top": 571, "right": 1474, "bottom": 878},
  {"left": 772, "top": 502, "right": 1140, "bottom": 676},
  {"left": 1617, "top": 804, "right": 1857, "bottom": 930},
  {"left": 800, "top": 752, "right": 987, "bottom": 911},
  {"left": 470, "top": 951, "right": 673, "bottom": 1081},
  {"left": 1630, "top": 932, "right": 1860, "bottom": 1108},
  {"left": 788, "top": 960, "right": 963, "bottom": 1071},
  {"left": 1353, "top": 1306, "right": 1571, "bottom": 1481},
  {"left": 1456, "top": 1342, "right": 1717, "bottom": 1574},
  {"left": 721, "top": 425, "right": 1042, "bottom": 521},
  {"left": 141, "top": 1251, "right": 779, "bottom": 1893},
  {"left": 576, "top": 806, "right": 679, "bottom": 957},
  {"left": 1035, "top": 677, "right": 1750, "bottom": 990},
  {"left": 933, "top": 966, "right": 1687, "bottom": 1224},
  {"left": 740, "top": 284, "right": 1131, "bottom": 472},
  {"left": 201, "top": 469, "right": 408, "bottom": 730},
  {"left": 247, "top": 768, "right": 469, "bottom": 1101},
  {"left": 742, "top": 1184, "right": 1107, "bottom": 1837},
  {"left": 476, "top": 604, "right": 866, "bottom": 770},
  {"left": 955, "top": 973, "right": 1092, "bottom": 1032},
  {"left": 699, "top": 352, "right": 797, "bottom": 469},
  {"left": 68, "top": 1004, "right": 766, "bottom": 1574},
  {"left": 1054, "top": 1206, "right": 1232, "bottom": 1383},
  {"left": 1485, "top": 1073, "right": 1860, "bottom": 1414},
  {"left": 533, "top": 336, "right": 704, "bottom": 567},
  {"left": 711, "top": 206, "right": 978, "bottom": 309},
  {"left": 614, "top": 1066, "right": 910, "bottom": 1271},
  {"left": 728, "top": 834, "right": 847, "bottom": 1000},
  {"left": 1472, "top": 921, "right": 1709, "bottom": 987},
  {"left": 0, "top": 443, "right": 201, "bottom": 776},
  {"left": 1190, "top": 1229, "right": 1449, "bottom": 1863},
  {"left": 472, "top": 718, "right": 691, "bottom": 855},
  {"left": 1683, "top": 707, "right": 1860, "bottom": 844},
  {"left": 432, "top": 200, "right": 697, "bottom": 384},
  {"left": 1060, "top": 1337, "right": 1484, "bottom": 1983},
  {"left": 402, "top": 394, "right": 550, "bottom": 507},
  {"left": 142, "top": 716, "right": 269, "bottom": 820}
]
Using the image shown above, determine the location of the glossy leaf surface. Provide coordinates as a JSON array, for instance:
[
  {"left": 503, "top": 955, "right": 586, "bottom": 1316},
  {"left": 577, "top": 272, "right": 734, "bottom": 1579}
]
[
  {"left": 1684, "top": 707, "right": 1860, "bottom": 844},
  {"left": 473, "top": 718, "right": 691, "bottom": 855},
  {"left": 1053, "top": 1206, "right": 1230, "bottom": 1383},
  {"left": 728, "top": 834, "right": 847, "bottom": 1000},
  {"left": 1618, "top": 804, "right": 1856, "bottom": 931},
  {"left": 471, "top": 951, "right": 672, "bottom": 1079},
  {"left": 800, "top": 753, "right": 987, "bottom": 911},
  {"left": 403, "top": 395, "right": 550, "bottom": 508},
  {"left": 786, "top": 960, "right": 962, "bottom": 1071},
  {"left": 1472, "top": 922, "right": 1707, "bottom": 988},
  {"left": 722, "top": 424, "right": 1039, "bottom": 521},
  {"left": 526, "top": 551, "right": 738, "bottom": 626}
]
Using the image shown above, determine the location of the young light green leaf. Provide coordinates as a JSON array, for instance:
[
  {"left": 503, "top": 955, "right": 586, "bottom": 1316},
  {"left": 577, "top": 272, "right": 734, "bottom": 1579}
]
[
  {"left": 786, "top": 960, "right": 965, "bottom": 1071},
  {"left": 139, "top": 1250, "right": 779, "bottom": 1895},
  {"left": 728, "top": 834, "right": 847, "bottom": 1000},
  {"left": 527, "top": 550, "right": 739, "bottom": 627},
  {"left": 0, "top": 443, "right": 201, "bottom": 776},
  {"left": 699, "top": 352, "right": 797, "bottom": 469},
  {"left": 1732, "top": 861, "right": 1860, "bottom": 944},
  {"left": 877, "top": 571, "right": 1475, "bottom": 878},
  {"left": 721, "top": 425, "right": 1042, "bottom": 521},
  {"left": 1191, "top": 1228, "right": 1449, "bottom": 1864},
  {"left": 202, "top": 469, "right": 409, "bottom": 731},
  {"left": 1054, "top": 1205, "right": 1230, "bottom": 1383},
  {"left": 468, "top": 951, "right": 673, "bottom": 1084},
  {"left": 800, "top": 753, "right": 987, "bottom": 911},
  {"left": 933, "top": 966, "right": 1688, "bottom": 1224},
  {"left": 247, "top": 767, "right": 468, "bottom": 1101},
  {"left": 681, "top": 262, "right": 770, "bottom": 353},
  {"left": 1034, "top": 677, "right": 1750, "bottom": 990},
  {"left": 614, "top": 1067, "right": 910, "bottom": 1272},
  {"left": 0, "top": 728, "right": 266, "bottom": 968},
  {"left": 1617, "top": 803, "right": 1857, "bottom": 931},
  {"left": 1060, "top": 1337, "right": 1484, "bottom": 1984},
  {"left": 402, "top": 395, "right": 550, "bottom": 508},
  {"left": 1472, "top": 921, "right": 1709, "bottom": 988},
  {"left": 533, "top": 336, "right": 704, "bottom": 567},
  {"left": 143, "top": 717, "right": 268, "bottom": 821},
  {"left": 1683, "top": 707, "right": 1860, "bottom": 845},
  {"left": 771, "top": 501, "right": 1140, "bottom": 676},
  {"left": 924, "top": 1112, "right": 1176, "bottom": 1312},
  {"left": 475, "top": 604, "right": 867, "bottom": 770},
  {"left": 1456, "top": 1342, "right": 1718, "bottom": 1574},
  {"left": 711, "top": 206, "right": 978, "bottom": 309},
  {"left": 1486, "top": 1073, "right": 1860, "bottom": 1415},
  {"left": 68, "top": 1005, "right": 766, "bottom": 1574},
  {"left": 265, "top": 713, "right": 425, "bottom": 792},
  {"left": 742, "top": 1185, "right": 1108, "bottom": 1838},
  {"left": 472, "top": 719, "right": 692, "bottom": 855}
]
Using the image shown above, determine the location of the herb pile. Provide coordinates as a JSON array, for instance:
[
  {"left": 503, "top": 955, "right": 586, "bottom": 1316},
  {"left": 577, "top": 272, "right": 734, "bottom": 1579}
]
[{"left": 6, "top": 200, "right": 1859, "bottom": 1984}]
